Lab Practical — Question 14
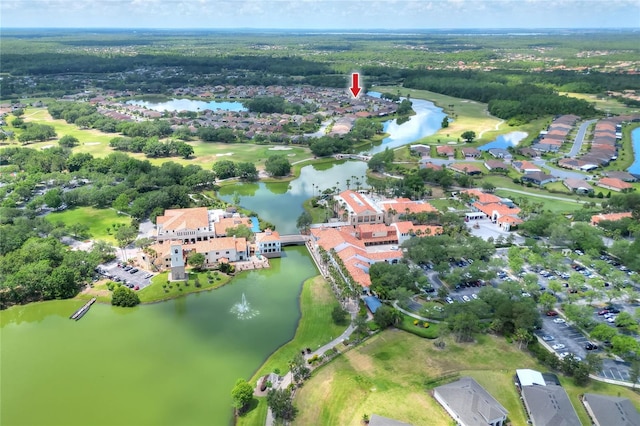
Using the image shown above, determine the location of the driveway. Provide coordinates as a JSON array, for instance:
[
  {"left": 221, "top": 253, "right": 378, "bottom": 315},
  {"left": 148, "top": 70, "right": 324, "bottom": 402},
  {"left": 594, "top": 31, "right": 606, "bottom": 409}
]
[
  {"left": 465, "top": 218, "right": 525, "bottom": 244},
  {"left": 568, "top": 119, "right": 598, "bottom": 158}
]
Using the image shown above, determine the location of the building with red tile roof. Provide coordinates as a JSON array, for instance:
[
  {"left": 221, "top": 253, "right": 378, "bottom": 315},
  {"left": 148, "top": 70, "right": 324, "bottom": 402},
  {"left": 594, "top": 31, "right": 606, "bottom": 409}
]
[
  {"left": 590, "top": 212, "right": 633, "bottom": 226},
  {"left": 392, "top": 221, "right": 443, "bottom": 245},
  {"left": 156, "top": 207, "right": 214, "bottom": 243},
  {"left": 334, "top": 190, "right": 385, "bottom": 225},
  {"left": 596, "top": 177, "right": 633, "bottom": 192},
  {"left": 140, "top": 236, "right": 249, "bottom": 270},
  {"left": 436, "top": 145, "right": 455, "bottom": 157},
  {"left": 214, "top": 216, "right": 253, "bottom": 237},
  {"left": 449, "top": 163, "right": 483, "bottom": 175},
  {"left": 255, "top": 229, "right": 281, "bottom": 258}
]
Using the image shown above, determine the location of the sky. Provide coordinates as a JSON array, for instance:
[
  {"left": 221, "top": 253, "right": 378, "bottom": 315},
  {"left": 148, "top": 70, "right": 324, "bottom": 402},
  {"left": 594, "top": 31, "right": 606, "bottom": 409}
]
[{"left": 1, "top": 0, "right": 639, "bottom": 29}]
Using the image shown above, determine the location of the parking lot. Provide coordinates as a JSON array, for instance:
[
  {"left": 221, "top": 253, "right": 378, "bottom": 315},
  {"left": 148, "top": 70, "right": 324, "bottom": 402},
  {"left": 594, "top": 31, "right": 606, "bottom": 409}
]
[
  {"left": 96, "top": 261, "right": 155, "bottom": 291},
  {"left": 537, "top": 314, "right": 593, "bottom": 362}
]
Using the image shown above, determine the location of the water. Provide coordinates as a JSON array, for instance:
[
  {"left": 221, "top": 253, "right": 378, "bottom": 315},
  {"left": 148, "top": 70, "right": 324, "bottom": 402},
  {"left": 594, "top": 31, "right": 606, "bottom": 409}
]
[
  {"left": 230, "top": 292, "right": 259, "bottom": 320},
  {"left": 126, "top": 98, "right": 247, "bottom": 112},
  {"left": 478, "top": 131, "right": 528, "bottom": 151},
  {"left": 366, "top": 92, "right": 446, "bottom": 154},
  {"left": 628, "top": 127, "right": 640, "bottom": 176},
  {"left": 218, "top": 161, "right": 368, "bottom": 234},
  {"left": 0, "top": 247, "right": 315, "bottom": 426}
]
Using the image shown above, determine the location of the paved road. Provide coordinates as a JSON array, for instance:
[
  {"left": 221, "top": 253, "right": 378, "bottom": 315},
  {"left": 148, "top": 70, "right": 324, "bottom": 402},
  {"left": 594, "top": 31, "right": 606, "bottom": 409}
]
[
  {"left": 568, "top": 119, "right": 598, "bottom": 158},
  {"left": 494, "top": 187, "right": 600, "bottom": 205}
]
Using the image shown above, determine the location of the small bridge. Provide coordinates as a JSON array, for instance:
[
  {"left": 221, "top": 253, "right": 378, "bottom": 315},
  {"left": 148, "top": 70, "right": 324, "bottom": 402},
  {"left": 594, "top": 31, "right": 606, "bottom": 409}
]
[{"left": 280, "top": 234, "right": 310, "bottom": 246}]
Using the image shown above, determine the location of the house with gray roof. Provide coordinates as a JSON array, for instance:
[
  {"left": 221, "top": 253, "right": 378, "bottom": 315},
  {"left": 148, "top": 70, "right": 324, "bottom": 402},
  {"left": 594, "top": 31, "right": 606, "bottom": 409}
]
[
  {"left": 521, "top": 384, "right": 581, "bottom": 426},
  {"left": 582, "top": 393, "right": 640, "bottom": 426},
  {"left": 433, "top": 376, "right": 508, "bottom": 426}
]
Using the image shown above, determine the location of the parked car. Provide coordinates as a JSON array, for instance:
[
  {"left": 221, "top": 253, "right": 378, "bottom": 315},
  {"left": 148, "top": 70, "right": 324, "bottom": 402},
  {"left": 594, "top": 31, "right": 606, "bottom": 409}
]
[
  {"left": 445, "top": 297, "right": 454, "bottom": 304},
  {"left": 123, "top": 265, "right": 132, "bottom": 271},
  {"left": 546, "top": 310, "right": 558, "bottom": 316},
  {"left": 134, "top": 286, "right": 139, "bottom": 291},
  {"left": 585, "top": 342, "right": 598, "bottom": 350},
  {"left": 552, "top": 343, "right": 566, "bottom": 350},
  {"left": 542, "top": 335, "right": 554, "bottom": 341},
  {"left": 462, "top": 295, "right": 470, "bottom": 302},
  {"left": 553, "top": 318, "right": 566, "bottom": 324},
  {"left": 606, "top": 316, "right": 617, "bottom": 323},
  {"left": 471, "top": 294, "right": 479, "bottom": 300},
  {"left": 129, "top": 268, "right": 139, "bottom": 274},
  {"left": 598, "top": 309, "right": 610, "bottom": 316}
]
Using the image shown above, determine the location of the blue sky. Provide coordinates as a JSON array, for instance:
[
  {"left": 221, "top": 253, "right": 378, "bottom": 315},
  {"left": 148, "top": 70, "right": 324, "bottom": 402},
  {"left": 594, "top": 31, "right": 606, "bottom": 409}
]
[{"left": 2, "top": 0, "right": 639, "bottom": 29}]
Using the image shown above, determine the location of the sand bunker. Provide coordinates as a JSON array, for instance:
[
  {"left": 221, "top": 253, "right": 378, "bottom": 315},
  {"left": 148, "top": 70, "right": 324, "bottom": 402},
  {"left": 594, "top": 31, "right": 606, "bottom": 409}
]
[
  {"left": 268, "top": 146, "right": 292, "bottom": 151},
  {"left": 85, "top": 142, "right": 101, "bottom": 146},
  {"left": 216, "top": 152, "right": 234, "bottom": 157}
]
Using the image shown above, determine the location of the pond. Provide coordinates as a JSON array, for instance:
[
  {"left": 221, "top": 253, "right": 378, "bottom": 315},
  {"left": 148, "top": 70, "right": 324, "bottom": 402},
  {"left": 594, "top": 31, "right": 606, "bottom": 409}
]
[
  {"left": 628, "top": 126, "right": 640, "bottom": 176},
  {"left": 478, "top": 131, "right": 528, "bottom": 151},
  {"left": 365, "top": 92, "right": 446, "bottom": 154},
  {"left": 218, "top": 161, "right": 368, "bottom": 234},
  {"left": 0, "top": 247, "right": 316, "bottom": 426},
  {"left": 126, "top": 98, "right": 247, "bottom": 112}
]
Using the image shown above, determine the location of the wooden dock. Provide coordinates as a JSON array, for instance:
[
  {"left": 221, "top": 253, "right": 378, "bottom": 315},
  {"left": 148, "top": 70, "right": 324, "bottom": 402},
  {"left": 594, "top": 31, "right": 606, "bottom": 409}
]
[{"left": 70, "top": 298, "right": 96, "bottom": 321}]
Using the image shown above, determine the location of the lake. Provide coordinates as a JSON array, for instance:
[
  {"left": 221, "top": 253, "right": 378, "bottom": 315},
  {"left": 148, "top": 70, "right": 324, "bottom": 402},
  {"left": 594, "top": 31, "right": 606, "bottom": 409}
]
[
  {"left": 218, "top": 161, "right": 368, "bottom": 234},
  {"left": 127, "top": 98, "right": 247, "bottom": 112},
  {"left": 628, "top": 127, "right": 640, "bottom": 176},
  {"left": 0, "top": 247, "right": 316, "bottom": 426},
  {"left": 366, "top": 92, "right": 446, "bottom": 154},
  {"left": 478, "top": 131, "right": 528, "bottom": 151}
]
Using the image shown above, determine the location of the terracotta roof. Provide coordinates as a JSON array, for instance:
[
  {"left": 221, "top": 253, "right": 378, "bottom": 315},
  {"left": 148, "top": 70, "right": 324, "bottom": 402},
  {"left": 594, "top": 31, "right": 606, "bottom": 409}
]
[
  {"left": 449, "top": 163, "right": 483, "bottom": 174},
  {"left": 337, "top": 190, "right": 380, "bottom": 215},
  {"left": 157, "top": 207, "right": 209, "bottom": 231},
  {"left": 497, "top": 215, "right": 523, "bottom": 224},
  {"left": 393, "top": 221, "right": 442, "bottom": 236},
  {"left": 357, "top": 223, "right": 391, "bottom": 234},
  {"left": 185, "top": 236, "right": 248, "bottom": 253},
  {"left": 591, "top": 212, "right": 633, "bottom": 225},
  {"left": 214, "top": 217, "right": 252, "bottom": 236},
  {"left": 463, "top": 189, "right": 502, "bottom": 204},
  {"left": 255, "top": 229, "right": 281, "bottom": 242},
  {"left": 597, "top": 177, "right": 633, "bottom": 190},
  {"left": 380, "top": 200, "right": 437, "bottom": 214},
  {"left": 484, "top": 160, "right": 508, "bottom": 170}
]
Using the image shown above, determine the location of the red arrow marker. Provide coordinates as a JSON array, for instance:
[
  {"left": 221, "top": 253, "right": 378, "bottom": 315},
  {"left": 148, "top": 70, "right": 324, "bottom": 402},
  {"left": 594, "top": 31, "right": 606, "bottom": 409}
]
[{"left": 349, "top": 72, "right": 361, "bottom": 98}]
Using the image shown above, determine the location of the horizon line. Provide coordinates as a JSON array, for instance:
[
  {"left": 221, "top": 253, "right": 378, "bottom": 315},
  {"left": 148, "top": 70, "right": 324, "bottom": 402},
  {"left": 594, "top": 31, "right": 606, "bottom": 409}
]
[{"left": 3, "top": 26, "right": 639, "bottom": 31}]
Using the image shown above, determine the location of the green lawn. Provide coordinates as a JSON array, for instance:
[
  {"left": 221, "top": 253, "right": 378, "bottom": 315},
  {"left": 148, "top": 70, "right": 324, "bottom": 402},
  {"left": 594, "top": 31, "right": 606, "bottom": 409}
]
[
  {"left": 45, "top": 207, "right": 131, "bottom": 244},
  {"left": 603, "top": 122, "right": 640, "bottom": 172},
  {"left": 11, "top": 107, "right": 315, "bottom": 169},
  {"left": 561, "top": 92, "right": 640, "bottom": 116},
  {"left": 544, "top": 181, "right": 572, "bottom": 194},
  {"left": 494, "top": 189, "right": 593, "bottom": 214},
  {"left": 292, "top": 331, "right": 640, "bottom": 426},
  {"left": 396, "top": 314, "right": 439, "bottom": 338},
  {"left": 237, "top": 275, "right": 347, "bottom": 426},
  {"left": 137, "top": 270, "right": 232, "bottom": 303},
  {"left": 428, "top": 198, "right": 466, "bottom": 212}
]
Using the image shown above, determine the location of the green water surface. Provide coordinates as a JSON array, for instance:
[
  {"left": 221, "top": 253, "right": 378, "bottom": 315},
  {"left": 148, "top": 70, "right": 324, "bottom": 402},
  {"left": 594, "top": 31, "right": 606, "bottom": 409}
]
[{"left": 1, "top": 247, "right": 316, "bottom": 426}]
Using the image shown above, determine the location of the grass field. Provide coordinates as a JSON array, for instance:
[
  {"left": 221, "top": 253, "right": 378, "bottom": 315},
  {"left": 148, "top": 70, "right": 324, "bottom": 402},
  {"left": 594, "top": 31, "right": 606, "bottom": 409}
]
[
  {"left": 561, "top": 92, "right": 640, "bottom": 116},
  {"left": 292, "top": 331, "right": 640, "bottom": 426},
  {"left": 237, "top": 275, "right": 348, "bottom": 426},
  {"left": 375, "top": 86, "right": 504, "bottom": 144},
  {"left": 10, "top": 108, "right": 315, "bottom": 169},
  {"left": 427, "top": 198, "right": 466, "bottom": 212},
  {"left": 137, "top": 270, "right": 232, "bottom": 303},
  {"left": 45, "top": 207, "right": 131, "bottom": 244},
  {"left": 494, "top": 189, "right": 594, "bottom": 214}
]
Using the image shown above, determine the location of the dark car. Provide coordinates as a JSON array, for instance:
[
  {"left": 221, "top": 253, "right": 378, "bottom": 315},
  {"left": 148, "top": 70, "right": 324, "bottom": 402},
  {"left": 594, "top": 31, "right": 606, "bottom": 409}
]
[
  {"left": 546, "top": 310, "right": 558, "bottom": 316},
  {"left": 585, "top": 342, "right": 598, "bottom": 350},
  {"left": 123, "top": 265, "right": 132, "bottom": 271},
  {"left": 130, "top": 268, "right": 139, "bottom": 274}
]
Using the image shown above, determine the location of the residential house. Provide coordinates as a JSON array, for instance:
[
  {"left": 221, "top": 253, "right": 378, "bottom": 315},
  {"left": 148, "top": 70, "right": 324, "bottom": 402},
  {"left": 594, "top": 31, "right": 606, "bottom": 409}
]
[
  {"left": 563, "top": 178, "right": 593, "bottom": 194},
  {"left": 433, "top": 376, "right": 508, "bottom": 426},
  {"left": 421, "top": 162, "right": 443, "bottom": 171},
  {"left": 582, "top": 393, "right": 640, "bottom": 426},
  {"left": 255, "top": 229, "right": 281, "bottom": 258},
  {"left": 519, "top": 147, "right": 538, "bottom": 158},
  {"left": 410, "top": 144, "right": 430, "bottom": 157},
  {"left": 512, "top": 160, "right": 541, "bottom": 174},
  {"left": 484, "top": 160, "right": 508, "bottom": 172},
  {"left": 596, "top": 177, "right": 633, "bottom": 192},
  {"left": 461, "top": 147, "right": 481, "bottom": 158},
  {"left": 436, "top": 145, "right": 455, "bottom": 157},
  {"left": 603, "top": 171, "right": 638, "bottom": 182},
  {"left": 449, "top": 163, "right": 483, "bottom": 176},
  {"left": 590, "top": 212, "right": 633, "bottom": 226},
  {"left": 464, "top": 188, "right": 522, "bottom": 231},
  {"left": 522, "top": 171, "right": 556, "bottom": 186},
  {"left": 156, "top": 207, "right": 214, "bottom": 243},
  {"left": 517, "top": 369, "right": 581, "bottom": 426},
  {"left": 334, "top": 190, "right": 385, "bottom": 226},
  {"left": 487, "top": 148, "right": 512, "bottom": 161}
]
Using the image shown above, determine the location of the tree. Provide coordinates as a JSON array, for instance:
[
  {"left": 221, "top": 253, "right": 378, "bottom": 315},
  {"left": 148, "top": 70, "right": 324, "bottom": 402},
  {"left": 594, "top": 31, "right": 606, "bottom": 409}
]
[
  {"left": 481, "top": 181, "right": 496, "bottom": 193},
  {"left": 111, "top": 285, "right": 140, "bottom": 307},
  {"left": 461, "top": 130, "right": 476, "bottom": 143},
  {"left": 68, "top": 222, "right": 89, "bottom": 239},
  {"left": 115, "top": 225, "right": 138, "bottom": 261},
  {"left": 187, "top": 252, "right": 206, "bottom": 271},
  {"left": 112, "top": 193, "right": 130, "bottom": 214},
  {"left": 331, "top": 305, "right": 349, "bottom": 325},
  {"left": 264, "top": 155, "right": 291, "bottom": 177},
  {"left": 373, "top": 305, "right": 401, "bottom": 329},
  {"left": 615, "top": 311, "right": 637, "bottom": 332},
  {"left": 225, "top": 224, "right": 253, "bottom": 239},
  {"left": 43, "top": 188, "right": 63, "bottom": 209},
  {"left": 231, "top": 379, "right": 254, "bottom": 415},
  {"left": 289, "top": 353, "right": 310, "bottom": 384},
  {"left": 441, "top": 116, "right": 449, "bottom": 128},
  {"left": 296, "top": 211, "right": 312, "bottom": 233},
  {"left": 447, "top": 311, "right": 480, "bottom": 342},
  {"left": 176, "top": 142, "right": 194, "bottom": 159},
  {"left": 58, "top": 135, "right": 79, "bottom": 147},
  {"left": 396, "top": 99, "right": 413, "bottom": 115},
  {"left": 212, "top": 160, "right": 237, "bottom": 180},
  {"left": 267, "top": 388, "right": 297, "bottom": 422},
  {"left": 539, "top": 292, "right": 556, "bottom": 313},
  {"left": 236, "top": 162, "right": 258, "bottom": 181}
]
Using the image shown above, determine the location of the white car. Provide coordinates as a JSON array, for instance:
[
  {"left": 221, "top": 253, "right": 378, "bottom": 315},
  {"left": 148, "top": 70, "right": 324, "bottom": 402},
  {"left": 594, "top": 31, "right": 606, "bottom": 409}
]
[
  {"left": 552, "top": 343, "right": 566, "bottom": 350},
  {"left": 462, "top": 295, "right": 471, "bottom": 302},
  {"left": 553, "top": 318, "right": 566, "bottom": 324},
  {"left": 471, "top": 294, "right": 479, "bottom": 300},
  {"left": 559, "top": 352, "right": 570, "bottom": 358},
  {"left": 607, "top": 316, "right": 617, "bottom": 323},
  {"left": 445, "top": 297, "right": 454, "bottom": 304}
]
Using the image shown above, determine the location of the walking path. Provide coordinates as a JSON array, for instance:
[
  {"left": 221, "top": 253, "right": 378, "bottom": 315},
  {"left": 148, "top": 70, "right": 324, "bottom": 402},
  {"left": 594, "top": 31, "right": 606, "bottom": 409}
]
[
  {"left": 494, "top": 187, "right": 600, "bottom": 205},
  {"left": 478, "top": 119, "right": 504, "bottom": 139}
]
